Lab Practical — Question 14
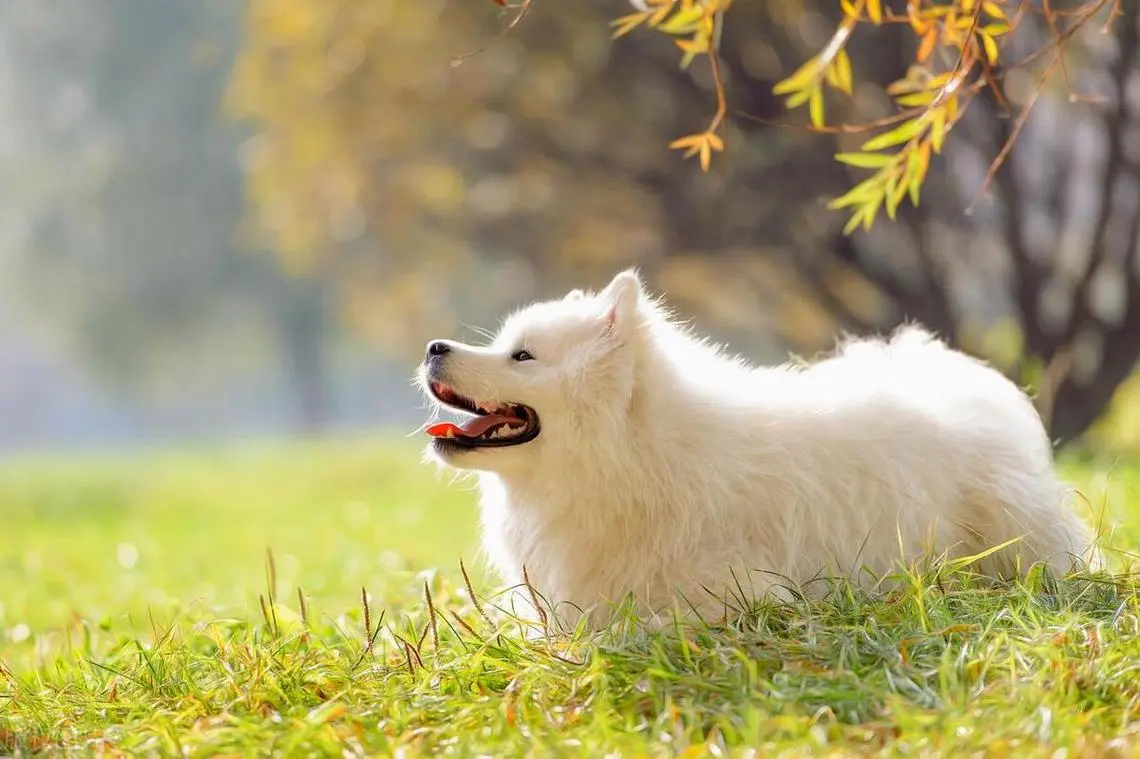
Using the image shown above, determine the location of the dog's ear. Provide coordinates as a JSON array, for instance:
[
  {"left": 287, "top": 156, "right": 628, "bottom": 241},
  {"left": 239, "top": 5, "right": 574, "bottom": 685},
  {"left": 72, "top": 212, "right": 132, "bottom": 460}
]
[{"left": 600, "top": 268, "right": 642, "bottom": 338}]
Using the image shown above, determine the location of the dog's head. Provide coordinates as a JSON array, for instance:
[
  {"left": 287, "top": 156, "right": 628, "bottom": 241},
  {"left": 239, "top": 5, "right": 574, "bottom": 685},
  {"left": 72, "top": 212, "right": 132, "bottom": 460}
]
[{"left": 418, "top": 269, "right": 646, "bottom": 473}]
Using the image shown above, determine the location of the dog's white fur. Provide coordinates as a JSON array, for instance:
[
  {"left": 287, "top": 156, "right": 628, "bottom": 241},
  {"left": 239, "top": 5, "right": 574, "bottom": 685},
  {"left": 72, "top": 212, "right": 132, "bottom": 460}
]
[{"left": 420, "top": 269, "right": 1093, "bottom": 630}]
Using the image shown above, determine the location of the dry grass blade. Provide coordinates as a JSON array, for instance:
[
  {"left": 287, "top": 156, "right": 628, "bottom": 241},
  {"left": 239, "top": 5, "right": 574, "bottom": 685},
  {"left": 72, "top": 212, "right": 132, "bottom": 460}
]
[
  {"left": 522, "top": 565, "right": 550, "bottom": 636},
  {"left": 297, "top": 587, "right": 309, "bottom": 628},
  {"left": 424, "top": 580, "right": 440, "bottom": 653},
  {"left": 351, "top": 591, "right": 385, "bottom": 672},
  {"left": 450, "top": 610, "right": 480, "bottom": 638},
  {"left": 461, "top": 558, "right": 495, "bottom": 628}
]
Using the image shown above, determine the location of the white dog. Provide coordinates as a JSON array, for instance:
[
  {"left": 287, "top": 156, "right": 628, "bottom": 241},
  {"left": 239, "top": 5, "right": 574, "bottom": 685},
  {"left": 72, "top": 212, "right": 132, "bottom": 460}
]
[{"left": 418, "top": 269, "right": 1093, "bottom": 630}]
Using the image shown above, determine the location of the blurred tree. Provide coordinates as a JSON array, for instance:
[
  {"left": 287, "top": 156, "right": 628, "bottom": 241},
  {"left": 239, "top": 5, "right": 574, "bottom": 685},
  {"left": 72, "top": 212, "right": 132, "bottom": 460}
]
[
  {"left": 228, "top": 0, "right": 1139, "bottom": 445},
  {"left": 0, "top": 0, "right": 335, "bottom": 432}
]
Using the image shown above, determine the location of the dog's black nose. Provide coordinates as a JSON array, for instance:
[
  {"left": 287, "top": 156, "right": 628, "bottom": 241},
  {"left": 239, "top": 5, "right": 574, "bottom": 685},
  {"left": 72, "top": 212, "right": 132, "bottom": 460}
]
[{"left": 426, "top": 340, "right": 451, "bottom": 359}]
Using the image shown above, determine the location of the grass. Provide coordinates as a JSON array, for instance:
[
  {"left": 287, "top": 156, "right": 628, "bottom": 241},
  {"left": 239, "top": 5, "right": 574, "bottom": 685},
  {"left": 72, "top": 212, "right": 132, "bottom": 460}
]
[{"left": 1, "top": 436, "right": 1139, "bottom": 757}]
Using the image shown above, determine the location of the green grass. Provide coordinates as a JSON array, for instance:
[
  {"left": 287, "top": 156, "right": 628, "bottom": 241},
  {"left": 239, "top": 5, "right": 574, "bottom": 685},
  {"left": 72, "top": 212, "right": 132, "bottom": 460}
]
[{"left": 2, "top": 437, "right": 1139, "bottom": 757}]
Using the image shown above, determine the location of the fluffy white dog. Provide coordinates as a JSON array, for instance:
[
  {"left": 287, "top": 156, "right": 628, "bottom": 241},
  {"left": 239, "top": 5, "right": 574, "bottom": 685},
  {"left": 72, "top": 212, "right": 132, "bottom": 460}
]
[{"left": 418, "top": 269, "right": 1093, "bottom": 630}]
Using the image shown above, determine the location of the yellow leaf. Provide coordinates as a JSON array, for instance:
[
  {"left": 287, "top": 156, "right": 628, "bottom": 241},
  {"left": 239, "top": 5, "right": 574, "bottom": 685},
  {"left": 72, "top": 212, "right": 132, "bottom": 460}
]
[
  {"left": 699, "top": 13, "right": 715, "bottom": 38},
  {"left": 917, "top": 29, "right": 938, "bottom": 63},
  {"left": 658, "top": 6, "right": 705, "bottom": 34},
  {"left": 649, "top": 2, "right": 674, "bottom": 26},
  {"left": 670, "top": 132, "right": 722, "bottom": 172},
  {"left": 908, "top": 10, "right": 929, "bottom": 35},
  {"left": 955, "top": 14, "right": 977, "bottom": 30},
  {"left": 983, "top": 22, "right": 1011, "bottom": 37},
  {"left": 982, "top": 1, "right": 1007, "bottom": 20},
  {"left": 669, "top": 133, "right": 704, "bottom": 150},
  {"left": 809, "top": 87, "right": 825, "bottom": 127},
  {"left": 895, "top": 91, "right": 935, "bottom": 107},
  {"left": 866, "top": 0, "right": 883, "bottom": 25},
  {"left": 824, "top": 63, "right": 840, "bottom": 90},
  {"left": 886, "top": 78, "right": 918, "bottom": 96},
  {"left": 674, "top": 36, "right": 709, "bottom": 55},
  {"left": 611, "top": 12, "right": 651, "bottom": 38},
  {"left": 930, "top": 109, "right": 947, "bottom": 153},
  {"left": 773, "top": 58, "right": 821, "bottom": 95},
  {"left": 833, "top": 49, "right": 853, "bottom": 95},
  {"left": 981, "top": 32, "right": 999, "bottom": 64},
  {"left": 926, "top": 72, "right": 954, "bottom": 90},
  {"left": 942, "top": 23, "right": 964, "bottom": 48},
  {"left": 785, "top": 86, "right": 814, "bottom": 109},
  {"left": 911, "top": 139, "right": 932, "bottom": 187}
]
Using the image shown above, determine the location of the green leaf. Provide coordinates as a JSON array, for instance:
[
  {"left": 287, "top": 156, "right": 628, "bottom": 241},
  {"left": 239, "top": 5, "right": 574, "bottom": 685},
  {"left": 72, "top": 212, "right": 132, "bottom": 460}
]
[
  {"left": 827, "top": 179, "right": 882, "bottom": 210},
  {"left": 885, "top": 173, "right": 909, "bottom": 219},
  {"left": 843, "top": 208, "right": 867, "bottom": 235},
  {"left": 863, "top": 194, "right": 883, "bottom": 230},
  {"left": 861, "top": 118, "right": 924, "bottom": 152},
  {"left": 835, "top": 151, "right": 895, "bottom": 169}
]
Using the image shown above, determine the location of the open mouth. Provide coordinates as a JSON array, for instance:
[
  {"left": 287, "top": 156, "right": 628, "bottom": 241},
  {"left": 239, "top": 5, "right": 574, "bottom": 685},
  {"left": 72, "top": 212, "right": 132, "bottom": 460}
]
[{"left": 425, "top": 381, "right": 540, "bottom": 448}]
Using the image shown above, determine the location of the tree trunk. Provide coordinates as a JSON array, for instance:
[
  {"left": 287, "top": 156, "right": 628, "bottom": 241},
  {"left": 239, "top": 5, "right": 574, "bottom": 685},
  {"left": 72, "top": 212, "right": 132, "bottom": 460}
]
[{"left": 278, "top": 277, "right": 330, "bottom": 434}]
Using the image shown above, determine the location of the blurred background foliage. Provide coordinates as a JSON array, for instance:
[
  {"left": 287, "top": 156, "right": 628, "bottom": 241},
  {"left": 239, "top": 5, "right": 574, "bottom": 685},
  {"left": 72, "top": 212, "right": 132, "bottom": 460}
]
[{"left": 2, "top": 0, "right": 1139, "bottom": 453}]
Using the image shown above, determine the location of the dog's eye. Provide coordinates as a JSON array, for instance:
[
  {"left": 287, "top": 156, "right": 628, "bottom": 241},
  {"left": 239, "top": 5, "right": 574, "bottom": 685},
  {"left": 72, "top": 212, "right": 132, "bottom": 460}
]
[{"left": 511, "top": 349, "right": 535, "bottom": 362}]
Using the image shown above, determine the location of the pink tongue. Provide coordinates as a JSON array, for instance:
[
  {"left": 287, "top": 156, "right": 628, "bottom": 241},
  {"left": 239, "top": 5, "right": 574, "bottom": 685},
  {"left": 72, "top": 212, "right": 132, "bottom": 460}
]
[{"left": 426, "top": 413, "right": 522, "bottom": 439}]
